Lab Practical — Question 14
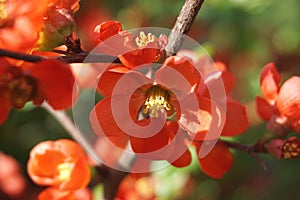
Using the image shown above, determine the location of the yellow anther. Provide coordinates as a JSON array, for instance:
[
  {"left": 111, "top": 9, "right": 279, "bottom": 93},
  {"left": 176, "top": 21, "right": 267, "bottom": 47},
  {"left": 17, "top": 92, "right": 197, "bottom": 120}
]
[
  {"left": 143, "top": 85, "right": 173, "bottom": 118},
  {"left": 0, "top": 0, "right": 7, "bottom": 26},
  {"left": 57, "top": 163, "right": 73, "bottom": 182},
  {"left": 135, "top": 31, "right": 155, "bottom": 48},
  {"left": 282, "top": 141, "right": 300, "bottom": 159}
]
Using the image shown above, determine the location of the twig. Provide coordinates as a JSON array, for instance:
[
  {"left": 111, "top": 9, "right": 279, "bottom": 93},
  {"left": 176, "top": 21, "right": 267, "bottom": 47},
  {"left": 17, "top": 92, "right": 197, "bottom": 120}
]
[
  {"left": 0, "top": 49, "right": 46, "bottom": 63},
  {"left": 41, "top": 103, "right": 103, "bottom": 165},
  {"left": 165, "top": 0, "right": 205, "bottom": 56},
  {"left": 222, "top": 140, "right": 268, "bottom": 171},
  {"left": 222, "top": 140, "right": 267, "bottom": 154},
  {"left": 0, "top": 48, "right": 120, "bottom": 64}
]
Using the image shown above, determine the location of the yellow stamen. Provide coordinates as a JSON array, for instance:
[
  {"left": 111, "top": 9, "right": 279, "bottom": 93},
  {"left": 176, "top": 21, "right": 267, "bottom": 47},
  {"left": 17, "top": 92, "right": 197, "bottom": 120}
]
[
  {"left": 135, "top": 31, "right": 155, "bottom": 48},
  {"left": 143, "top": 85, "right": 173, "bottom": 118},
  {"left": 282, "top": 141, "right": 300, "bottom": 159},
  {"left": 57, "top": 163, "right": 73, "bottom": 182},
  {"left": 0, "top": 0, "right": 7, "bottom": 27}
]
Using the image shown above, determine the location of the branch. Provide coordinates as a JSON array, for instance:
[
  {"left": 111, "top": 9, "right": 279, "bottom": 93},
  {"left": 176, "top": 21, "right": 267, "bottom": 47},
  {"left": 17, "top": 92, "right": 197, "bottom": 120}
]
[
  {"left": 0, "top": 48, "right": 120, "bottom": 64},
  {"left": 165, "top": 0, "right": 205, "bottom": 56},
  {"left": 222, "top": 140, "right": 268, "bottom": 170},
  {"left": 0, "top": 49, "right": 46, "bottom": 63}
]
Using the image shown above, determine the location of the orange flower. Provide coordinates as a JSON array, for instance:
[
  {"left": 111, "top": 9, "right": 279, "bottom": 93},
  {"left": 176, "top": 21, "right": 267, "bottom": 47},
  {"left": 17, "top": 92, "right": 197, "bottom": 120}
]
[
  {"left": 0, "top": 0, "right": 80, "bottom": 53},
  {"left": 116, "top": 174, "right": 156, "bottom": 200},
  {"left": 256, "top": 63, "right": 300, "bottom": 134},
  {"left": 27, "top": 139, "right": 90, "bottom": 191},
  {"left": 38, "top": 187, "right": 92, "bottom": 200},
  {"left": 0, "top": 58, "right": 77, "bottom": 124},
  {"left": 94, "top": 21, "right": 167, "bottom": 68},
  {"left": 90, "top": 54, "right": 249, "bottom": 172},
  {"left": 0, "top": 0, "right": 55, "bottom": 52}
]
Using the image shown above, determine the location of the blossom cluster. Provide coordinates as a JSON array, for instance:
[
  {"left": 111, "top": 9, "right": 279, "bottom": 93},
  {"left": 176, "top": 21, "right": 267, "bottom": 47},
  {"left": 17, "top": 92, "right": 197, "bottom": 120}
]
[{"left": 0, "top": 0, "right": 299, "bottom": 199}]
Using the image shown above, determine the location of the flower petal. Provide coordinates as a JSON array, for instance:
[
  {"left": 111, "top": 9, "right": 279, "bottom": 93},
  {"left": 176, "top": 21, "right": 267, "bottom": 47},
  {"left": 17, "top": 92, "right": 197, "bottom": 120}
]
[
  {"left": 55, "top": 139, "right": 87, "bottom": 159},
  {"left": 94, "top": 21, "right": 122, "bottom": 44},
  {"left": 221, "top": 100, "right": 249, "bottom": 136},
  {"left": 260, "top": 63, "right": 281, "bottom": 104},
  {"left": 198, "top": 70, "right": 235, "bottom": 98},
  {"left": 155, "top": 55, "right": 201, "bottom": 93},
  {"left": 60, "top": 157, "right": 90, "bottom": 191},
  {"left": 167, "top": 123, "right": 192, "bottom": 167},
  {"left": 255, "top": 96, "right": 274, "bottom": 120},
  {"left": 38, "top": 187, "right": 75, "bottom": 200},
  {"left": 97, "top": 64, "right": 131, "bottom": 96},
  {"left": 130, "top": 120, "right": 174, "bottom": 160},
  {"left": 120, "top": 48, "right": 161, "bottom": 68},
  {"left": 178, "top": 95, "right": 225, "bottom": 141},
  {"left": 90, "top": 97, "right": 129, "bottom": 149},
  {"left": 0, "top": 90, "right": 11, "bottom": 125},
  {"left": 0, "top": 58, "right": 10, "bottom": 76},
  {"left": 195, "top": 141, "right": 233, "bottom": 179},
  {"left": 31, "top": 59, "right": 77, "bottom": 109},
  {"left": 277, "top": 76, "right": 300, "bottom": 120},
  {"left": 93, "top": 21, "right": 132, "bottom": 56}
]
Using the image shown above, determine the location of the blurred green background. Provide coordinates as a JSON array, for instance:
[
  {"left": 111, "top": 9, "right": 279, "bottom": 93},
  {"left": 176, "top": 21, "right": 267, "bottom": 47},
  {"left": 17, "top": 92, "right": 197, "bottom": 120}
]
[{"left": 1, "top": 0, "right": 300, "bottom": 199}]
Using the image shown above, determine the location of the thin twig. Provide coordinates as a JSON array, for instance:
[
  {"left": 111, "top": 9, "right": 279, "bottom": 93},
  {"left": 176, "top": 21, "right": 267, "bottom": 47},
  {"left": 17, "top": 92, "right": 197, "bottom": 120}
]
[
  {"left": 222, "top": 140, "right": 267, "bottom": 154},
  {"left": 222, "top": 140, "right": 268, "bottom": 171},
  {"left": 41, "top": 103, "right": 103, "bottom": 166},
  {"left": 165, "top": 0, "right": 205, "bottom": 56},
  {"left": 0, "top": 48, "right": 121, "bottom": 64},
  {"left": 0, "top": 49, "right": 46, "bottom": 63}
]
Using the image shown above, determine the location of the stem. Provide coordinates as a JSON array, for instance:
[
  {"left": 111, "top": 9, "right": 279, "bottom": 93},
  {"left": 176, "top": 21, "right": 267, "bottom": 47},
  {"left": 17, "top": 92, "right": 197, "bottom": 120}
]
[
  {"left": 165, "top": 0, "right": 205, "bottom": 56},
  {"left": 222, "top": 140, "right": 267, "bottom": 154},
  {"left": 0, "top": 48, "right": 120, "bottom": 64},
  {"left": 42, "top": 103, "right": 103, "bottom": 165},
  {"left": 222, "top": 140, "right": 268, "bottom": 171},
  {"left": 0, "top": 49, "right": 46, "bottom": 63}
]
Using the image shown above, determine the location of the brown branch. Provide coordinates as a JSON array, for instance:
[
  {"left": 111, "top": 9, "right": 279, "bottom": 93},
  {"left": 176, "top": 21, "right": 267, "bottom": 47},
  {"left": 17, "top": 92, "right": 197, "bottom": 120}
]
[
  {"left": 0, "top": 49, "right": 46, "bottom": 63},
  {"left": 222, "top": 140, "right": 267, "bottom": 154},
  {"left": 222, "top": 140, "right": 268, "bottom": 170},
  {"left": 165, "top": 0, "right": 205, "bottom": 56},
  {"left": 0, "top": 48, "right": 120, "bottom": 64},
  {"left": 57, "top": 52, "right": 120, "bottom": 63}
]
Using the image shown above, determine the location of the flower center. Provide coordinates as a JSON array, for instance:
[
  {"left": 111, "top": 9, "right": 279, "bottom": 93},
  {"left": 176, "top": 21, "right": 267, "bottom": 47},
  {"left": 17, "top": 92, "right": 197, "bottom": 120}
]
[
  {"left": 282, "top": 141, "right": 300, "bottom": 159},
  {"left": 143, "top": 85, "right": 173, "bottom": 118},
  {"left": 8, "top": 76, "right": 37, "bottom": 108},
  {"left": 135, "top": 31, "right": 155, "bottom": 48},
  {"left": 57, "top": 163, "right": 73, "bottom": 182}
]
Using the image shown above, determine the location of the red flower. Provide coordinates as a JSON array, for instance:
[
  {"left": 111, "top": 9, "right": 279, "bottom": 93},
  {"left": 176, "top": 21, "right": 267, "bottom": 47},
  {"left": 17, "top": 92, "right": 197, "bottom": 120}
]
[
  {"left": 256, "top": 63, "right": 300, "bottom": 134},
  {"left": 0, "top": 58, "right": 77, "bottom": 124},
  {"left": 90, "top": 53, "right": 249, "bottom": 175},
  {"left": 0, "top": 0, "right": 54, "bottom": 52},
  {"left": 91, "top": 55, "right": 198, "bottom": 166},
  {"left": 27, "top": 139, "right": 90, "bottom": 191},
  {"left": 94, "top": 21, "right": 167, "bottom": 68}
]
